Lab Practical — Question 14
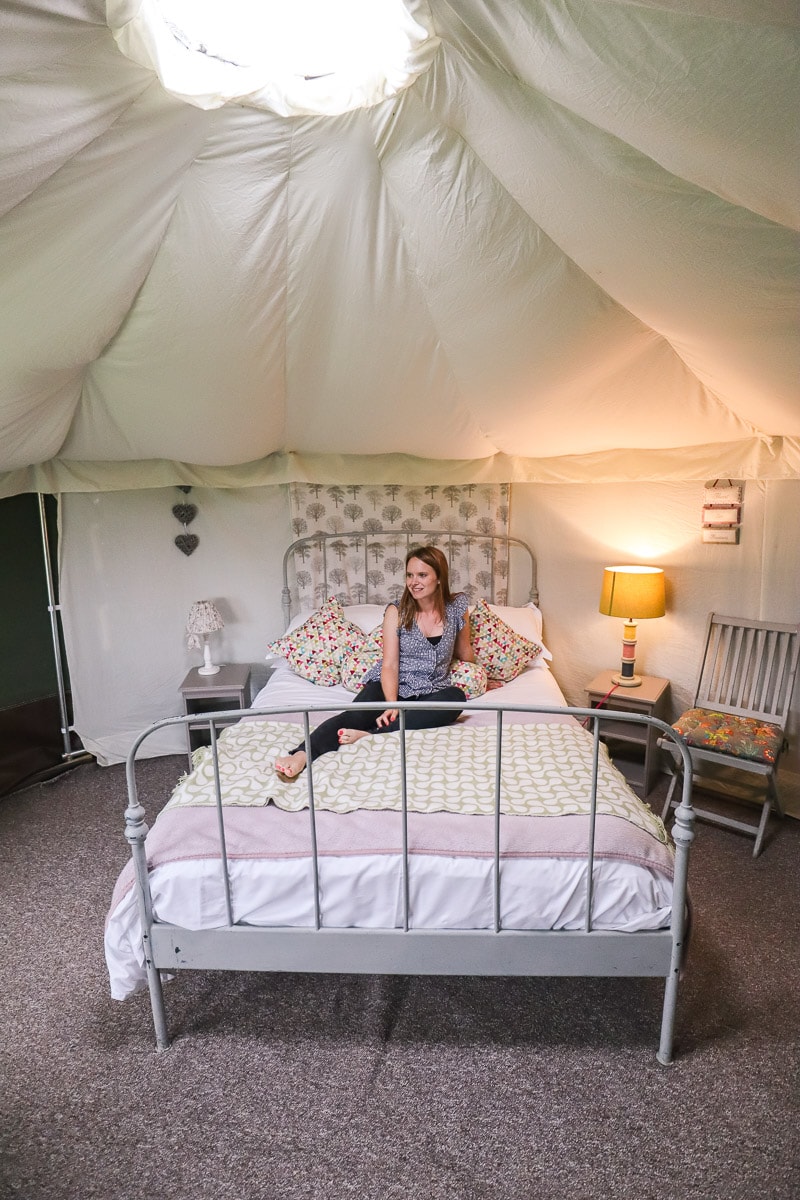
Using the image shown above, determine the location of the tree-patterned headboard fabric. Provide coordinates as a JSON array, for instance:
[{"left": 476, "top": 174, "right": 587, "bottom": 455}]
[
  {"left": 280, "top": 528, "right": 538, "bottom": 630},
  {"left": 284, "top": 483, "right": 525, "bottom": 623}
]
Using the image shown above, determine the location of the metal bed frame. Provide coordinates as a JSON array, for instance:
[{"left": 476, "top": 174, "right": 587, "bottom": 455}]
[
  {"left": 123, "top": 704, "right": 693, "bottom": 1062},
  {"left": 120, "top": 530, "right": 695, "bottom": 1061}
]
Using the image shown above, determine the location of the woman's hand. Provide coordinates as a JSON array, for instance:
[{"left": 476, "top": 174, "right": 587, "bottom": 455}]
[{"left": 376, "top": 707, "right": 399, "bottom": 728}]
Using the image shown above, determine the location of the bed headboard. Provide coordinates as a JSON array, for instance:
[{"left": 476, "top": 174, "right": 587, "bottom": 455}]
[{"left": 281, "top": 529, "right": 538, "bottom": 629}]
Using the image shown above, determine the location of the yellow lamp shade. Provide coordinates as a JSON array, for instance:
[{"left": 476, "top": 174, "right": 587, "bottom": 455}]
[{"left": 599, "top": 566, "right": 665, "bottom": 620}]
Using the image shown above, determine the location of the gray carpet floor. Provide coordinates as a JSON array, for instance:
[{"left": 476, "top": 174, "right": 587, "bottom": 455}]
[{"left": 1, "top": 756, "right": 798, "bottom": 1200}]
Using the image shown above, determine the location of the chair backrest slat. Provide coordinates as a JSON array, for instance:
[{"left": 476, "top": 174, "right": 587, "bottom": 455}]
[
  {"left": 773, "top": 632, "right": 794, "bottom": 714},
  {"left": 756, "top": 629, "right": 779, "bottom": 714},
  {"left": 751, "top": 628, "right": 770, "bottom": 712},
  {"left": 740, "top": 625, "right": 765, "bottom": 711},
  {"left": 695, "top": 613, "right": 800, "bottom": 728},
  {"left": 726, "top": 625, "right": 747, "bottom": 707},
  {"left": 707, "top": 622, "right": 738, "bottom": 708}
]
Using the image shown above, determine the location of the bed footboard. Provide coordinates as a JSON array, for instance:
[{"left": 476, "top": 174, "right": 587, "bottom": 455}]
[{"left": 122, "top": 703, "right": 694, "bottom": 1061}]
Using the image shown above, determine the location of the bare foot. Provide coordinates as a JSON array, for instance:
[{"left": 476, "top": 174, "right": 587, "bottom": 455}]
[
  {"left": 275, "top": 750, "right": 307, "bottom": 779},
  {"left": 337, "top": 728, "right": 370, "bottom": 746}
]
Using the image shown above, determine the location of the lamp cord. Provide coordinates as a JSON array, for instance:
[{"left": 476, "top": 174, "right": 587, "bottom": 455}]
[{"left": 583, "top": 683, "right": 619, "bottom": 728}]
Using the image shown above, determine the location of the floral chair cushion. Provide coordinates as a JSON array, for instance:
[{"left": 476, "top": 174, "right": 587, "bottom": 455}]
[{"left": 672, "top": 708, "right": 784, "bottom": 764}]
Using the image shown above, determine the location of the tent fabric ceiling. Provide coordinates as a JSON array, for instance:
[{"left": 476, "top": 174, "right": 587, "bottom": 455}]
[{"left": 0, "top": 0, "right": 798, "bottom": 497}]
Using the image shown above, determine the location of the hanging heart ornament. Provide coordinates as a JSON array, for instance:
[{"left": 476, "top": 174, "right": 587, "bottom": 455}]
[
  {"left": 175, "top": 534, "right": 199, "bottom": 556},
  {"left": 172, "top": 503, "right": 198, "bottom": 525}
]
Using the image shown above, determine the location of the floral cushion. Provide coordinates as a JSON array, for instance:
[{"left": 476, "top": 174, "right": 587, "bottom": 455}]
[
  {"left": 448, "top": 659, "right": 488, "bottom": 700},
  {"left": 266, "top": 598, "right": 368, "bottom": 686},
  {"left": 341, "top": 645, "right": 382, "bottom": 692},
  {"left": 482, "top": 603, "right": 551, "bottom": 660},
  {"left": 672, "top": 708, "right": 784, "bottom": 764},
  {"left": 470, "top": 597, "right": 543, "bottom": 682}
]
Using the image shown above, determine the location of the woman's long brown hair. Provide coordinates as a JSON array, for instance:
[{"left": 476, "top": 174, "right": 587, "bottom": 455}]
[{"left": 397, "top": 545, "right": 455, "bottom": 630}]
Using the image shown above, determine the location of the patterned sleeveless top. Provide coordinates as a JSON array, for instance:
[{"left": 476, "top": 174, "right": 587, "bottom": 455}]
[{"left": 364, "top": 594, "right": 468, "bottom": 697}]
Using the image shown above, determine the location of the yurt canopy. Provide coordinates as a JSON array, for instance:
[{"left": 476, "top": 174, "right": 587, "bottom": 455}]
[{"left": 1, "top": 0, "right": 798, "bottom": 497}]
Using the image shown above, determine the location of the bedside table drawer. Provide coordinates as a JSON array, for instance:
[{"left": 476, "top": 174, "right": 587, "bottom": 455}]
[{"left": 592, "top": 714, "right": 652, "bottom": 743}]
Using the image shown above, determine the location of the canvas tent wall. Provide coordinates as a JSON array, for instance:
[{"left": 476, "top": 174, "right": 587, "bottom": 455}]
[{"left": 50, "top": 479, "right": 800, "bottom": 819}]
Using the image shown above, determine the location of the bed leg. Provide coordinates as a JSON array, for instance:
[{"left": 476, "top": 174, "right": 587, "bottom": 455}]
[
  {"left": 124, "top": 793, "right": 171, "bottom": 1050},
  {"left": 657, "top": 973, "right": 679, "bottom": 1066},
  {"left": 656, "top": 777, "right": 695, "bottom": 1065},
  {"left": 144, "top": 951, "right": 170, "bottom": 1051}
]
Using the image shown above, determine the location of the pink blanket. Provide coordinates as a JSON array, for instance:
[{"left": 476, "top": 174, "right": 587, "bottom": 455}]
[{"left": 108, "top": 804, "right": 673, "bottom": 923}]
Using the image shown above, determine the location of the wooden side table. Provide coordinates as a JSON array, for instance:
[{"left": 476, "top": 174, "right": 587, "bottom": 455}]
[
  {"left": 180, "top": 664, "right": 252, "bottom": 764},
  {"left": 584, "top": 670, "right": 671, "bottom": 798}
]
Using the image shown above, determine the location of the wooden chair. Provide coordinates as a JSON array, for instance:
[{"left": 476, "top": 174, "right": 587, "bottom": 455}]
[{"left": 659, "top": 613, "right": 800, "bottom": 856}]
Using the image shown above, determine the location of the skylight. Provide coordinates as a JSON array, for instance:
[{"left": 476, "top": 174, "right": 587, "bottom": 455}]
[{"left": 108, "top": 0, "right": 439, "bottom": 116}]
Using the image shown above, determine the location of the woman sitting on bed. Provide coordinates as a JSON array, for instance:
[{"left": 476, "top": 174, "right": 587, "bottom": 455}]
[{"left": 275, "top": 545, "right": 474, "bottom": 779}]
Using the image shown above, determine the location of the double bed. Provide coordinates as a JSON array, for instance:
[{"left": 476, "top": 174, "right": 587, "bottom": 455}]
[{"left": 105, "top": 531, "right": 694, "bottom": 1062}]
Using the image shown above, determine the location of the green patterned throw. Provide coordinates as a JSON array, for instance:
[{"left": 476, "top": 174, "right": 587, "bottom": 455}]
[{"left": 167, "top": 720, "right": 668, "bottom": 844}]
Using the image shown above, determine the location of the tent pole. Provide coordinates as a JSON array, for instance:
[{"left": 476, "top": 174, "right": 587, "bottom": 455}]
[{"left": 37, "top": 494, "right": 84, "bottom": 761}]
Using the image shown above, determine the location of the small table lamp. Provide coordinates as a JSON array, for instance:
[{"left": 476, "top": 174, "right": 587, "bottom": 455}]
[
  {"left": 186, "top": 600, "right": 225, "bottom": 676},
  {"left": 599, "top": 566, "right": 665, "bottom": 687}
]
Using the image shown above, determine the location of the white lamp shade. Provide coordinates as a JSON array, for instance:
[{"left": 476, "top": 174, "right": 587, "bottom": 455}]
[{"left": 186, "top": 600, "right": 224, "bottom": 648}]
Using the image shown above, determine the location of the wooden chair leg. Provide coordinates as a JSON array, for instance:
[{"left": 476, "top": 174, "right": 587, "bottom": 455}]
[
  {"left": 753, "top": 797, "right": 772, "bottom": 857},
  {"left": 752, "top": 773, "right": 786, "bottom": 857},
  {"left": 768, "top": 772, "right": 785, "bottom": 819},
  {"left": 661, "top": 763, "right": 681, "bottom": 823}
]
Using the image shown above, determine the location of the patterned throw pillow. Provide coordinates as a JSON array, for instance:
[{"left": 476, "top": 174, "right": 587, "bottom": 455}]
[
  {"left": 341, "top": 645, "right": 382, "bottom": 692},
  {"left": 266, "top": 598, "right": 368, "bottom": 686},
  {"left": 484, "top": 603, "right": 551, "bottom": 661},
  {"left": 470, "top": 597, "right": 543, "bottom": 682},
  {"left": 448, "top": 659, "right": 488, "bottom": 700}
]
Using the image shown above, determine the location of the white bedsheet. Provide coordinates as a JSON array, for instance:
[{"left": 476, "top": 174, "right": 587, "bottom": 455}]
[{"left": 105, "top": 849, "right": 673, "bottom": 1001}]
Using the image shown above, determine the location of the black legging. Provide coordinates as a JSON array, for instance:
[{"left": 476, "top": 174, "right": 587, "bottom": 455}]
[{"left": 290, "top": 679, "right": 467, "bottom": 762}]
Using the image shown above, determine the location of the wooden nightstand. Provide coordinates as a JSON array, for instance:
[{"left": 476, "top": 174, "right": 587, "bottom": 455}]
[
  {"left": 180, "top": 664, "right": 252, "bottom": 764},
  {"left": 584, "top": 670, "right": 671, "bottom": 799}
]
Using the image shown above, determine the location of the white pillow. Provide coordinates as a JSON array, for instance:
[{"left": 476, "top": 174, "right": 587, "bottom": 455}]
[
  {"left": 283, "top": 607, "right": 315, "bottom": 636},
  {"left": 342, "top": 604, "right": 388, "bottom": 634}
]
